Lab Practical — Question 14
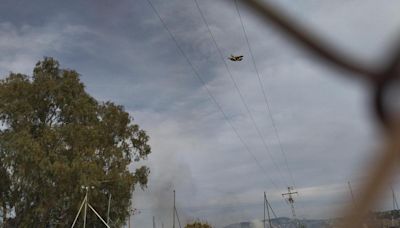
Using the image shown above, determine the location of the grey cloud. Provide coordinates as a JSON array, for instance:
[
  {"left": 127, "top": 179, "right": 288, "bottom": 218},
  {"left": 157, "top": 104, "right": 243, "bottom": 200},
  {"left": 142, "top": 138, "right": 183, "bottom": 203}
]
[{"left": 1, "top": 0, "right": 400, "bottom": 227}]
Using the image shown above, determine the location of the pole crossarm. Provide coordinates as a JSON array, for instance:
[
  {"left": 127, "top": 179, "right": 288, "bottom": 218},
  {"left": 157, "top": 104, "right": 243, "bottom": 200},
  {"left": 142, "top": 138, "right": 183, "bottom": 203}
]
[{"left": 282, "top": 187, "right": 299, "bottom": 227}]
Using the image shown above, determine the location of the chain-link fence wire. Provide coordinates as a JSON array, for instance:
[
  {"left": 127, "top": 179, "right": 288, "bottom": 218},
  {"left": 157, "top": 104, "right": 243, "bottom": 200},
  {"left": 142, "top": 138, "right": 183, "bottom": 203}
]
[{"left": 239, "top": 0, "right": 400, "bottom": 227}]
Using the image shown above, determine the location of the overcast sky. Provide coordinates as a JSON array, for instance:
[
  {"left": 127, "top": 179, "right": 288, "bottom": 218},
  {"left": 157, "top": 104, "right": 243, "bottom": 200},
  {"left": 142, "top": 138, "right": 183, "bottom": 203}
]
[{"left": 1, "top": 0, "right": 400, "bottom": 227}]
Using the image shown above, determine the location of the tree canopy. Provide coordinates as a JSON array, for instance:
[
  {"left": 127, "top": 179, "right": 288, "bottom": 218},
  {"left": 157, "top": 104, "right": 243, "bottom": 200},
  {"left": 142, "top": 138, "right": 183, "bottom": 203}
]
[
  {"left": 185, "top": 221, "right": 213, "bottom": 228},
  {"left": 0, "top": 57, "right": 151, "bottom": 227}
]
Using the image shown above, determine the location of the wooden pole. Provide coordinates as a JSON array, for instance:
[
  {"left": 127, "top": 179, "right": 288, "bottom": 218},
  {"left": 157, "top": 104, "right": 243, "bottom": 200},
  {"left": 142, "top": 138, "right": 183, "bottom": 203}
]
[
  {"left": 107, "top": 193, "right": 111, "bottom": 224},
  {"left": 348, "top": 181, "right": 356, "bottom": 207},
  {"left": 265, "top": 192, "right": 272, "bottom": 228},
  {"left": 173, "top": 190, "right": 176, "bottom": 228},
  {"left": 264, "top": 192, "right": 266, "bottom": 228}
]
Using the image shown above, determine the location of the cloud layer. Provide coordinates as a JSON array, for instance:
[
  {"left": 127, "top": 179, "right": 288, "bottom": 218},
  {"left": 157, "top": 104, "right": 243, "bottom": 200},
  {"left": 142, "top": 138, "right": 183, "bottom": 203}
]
[{"left": 1, "top": 0, "right": 400, "bottom": 227}]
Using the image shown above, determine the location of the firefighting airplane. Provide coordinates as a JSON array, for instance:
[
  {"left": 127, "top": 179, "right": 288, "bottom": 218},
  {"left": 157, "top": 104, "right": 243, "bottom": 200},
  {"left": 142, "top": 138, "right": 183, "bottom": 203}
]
[{"left": 228, "top": 54, "right": 243, "bottom": 62}]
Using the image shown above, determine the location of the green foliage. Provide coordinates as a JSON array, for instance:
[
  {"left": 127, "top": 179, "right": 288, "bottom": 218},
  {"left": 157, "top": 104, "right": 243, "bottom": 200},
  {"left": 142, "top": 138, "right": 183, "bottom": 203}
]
[
  {"left": 0, "top": 57, "right": 151, "bottom": 227},
  {"left": 299, "top": 224, "right": 307, "bottom": 228},
  {"left": 375, "top": 209, "right": 400, "bottom": 219},
  {"left": 185, "top": 221, "right": 212, "bottom": 228}
]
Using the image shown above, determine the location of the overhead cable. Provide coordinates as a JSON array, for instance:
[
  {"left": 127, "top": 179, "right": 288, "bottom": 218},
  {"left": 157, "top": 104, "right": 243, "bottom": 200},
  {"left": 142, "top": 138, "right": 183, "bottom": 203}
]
[
  {"left": 145, "top": 0, "right": 280, "bottom": 190},
  {"left": 194, "top": 0, "right": 289, "bottom": 188},
  {"left": 234, "top": 0, "right": 296, "bottom": 187}
]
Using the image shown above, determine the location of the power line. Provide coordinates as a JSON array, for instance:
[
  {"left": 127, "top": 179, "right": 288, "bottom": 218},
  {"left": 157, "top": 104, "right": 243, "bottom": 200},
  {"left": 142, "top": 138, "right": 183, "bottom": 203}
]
[
  {"left": 193, "top": 0, "right": 288, "bottom": 189},
  {"left": 234, "top": 0, "right": 296, "bottom": 188},
  {"left": 145, "top": 0, "right": 280, "bottom": 190}
]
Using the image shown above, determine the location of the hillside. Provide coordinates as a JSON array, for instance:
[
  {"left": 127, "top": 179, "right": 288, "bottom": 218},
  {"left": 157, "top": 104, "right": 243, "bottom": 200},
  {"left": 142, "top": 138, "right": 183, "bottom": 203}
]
[
  {"left": 223, "top": 210, "right": 400, "bottom": 228},
  {"left": 223, "top": 217, "right": 330, "bottom": 228}
]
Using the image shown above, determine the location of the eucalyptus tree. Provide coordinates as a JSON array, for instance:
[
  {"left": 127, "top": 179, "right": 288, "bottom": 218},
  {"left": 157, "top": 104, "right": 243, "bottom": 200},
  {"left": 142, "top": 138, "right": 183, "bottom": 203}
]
[{"left": 0, "top": 57, "right": 151, "bottom": 227}]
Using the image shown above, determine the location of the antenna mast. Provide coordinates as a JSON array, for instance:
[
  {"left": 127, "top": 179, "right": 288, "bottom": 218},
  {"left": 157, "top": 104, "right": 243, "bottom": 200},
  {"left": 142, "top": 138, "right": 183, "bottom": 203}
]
[{"left": 282, "top": 187, "right": 299, "bottom": 225}]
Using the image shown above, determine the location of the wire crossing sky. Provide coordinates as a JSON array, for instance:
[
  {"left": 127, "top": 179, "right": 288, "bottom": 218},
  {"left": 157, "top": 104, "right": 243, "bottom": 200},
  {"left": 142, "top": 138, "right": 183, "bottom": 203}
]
[
  {"left": 234, "top": 0, "right": 296, "bottom": 188},
  {"left": 194, "top": 0, "right": 291, "bottom": 190}
]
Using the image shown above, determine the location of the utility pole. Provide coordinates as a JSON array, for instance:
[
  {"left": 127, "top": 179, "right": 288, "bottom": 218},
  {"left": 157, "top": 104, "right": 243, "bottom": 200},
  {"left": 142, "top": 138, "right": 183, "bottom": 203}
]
[
  {"left": 264, "top": 192, "right": 266, "bottom": 228},
  {"left": 83, "top": 186, "right": 89, "bottom": 228},
  {"left": 390, "top": 186, "right": 399, "bottom": 227},
  {"left": 173, "top": 190, "right": 176, "bottom": 228},
  {"left": 71, "top": 185, "right": 110, "bottom": 228},
  {"left": 282, "top": 187, "right": 299, "bottom": 226},
  {"left": 153, "top": 216, "right": 156, "bottom": 228},
  {"left": 107, "top": 193, "right": 112, "bottom": 224},
  {"left": 264, "top": 192, "right": 272, "bottom": 228},
  {"left": 391, "top": 186, "right": 399, "bottom": 210},
  {"left": 348, "top": 181, "right": 356, "bottom": 206}
]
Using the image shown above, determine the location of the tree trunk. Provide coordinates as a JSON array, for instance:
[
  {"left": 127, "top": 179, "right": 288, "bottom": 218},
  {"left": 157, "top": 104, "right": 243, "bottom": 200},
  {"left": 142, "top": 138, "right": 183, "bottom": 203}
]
[{"left": 2, "top": 202, "right": 6, "bottom": 224}]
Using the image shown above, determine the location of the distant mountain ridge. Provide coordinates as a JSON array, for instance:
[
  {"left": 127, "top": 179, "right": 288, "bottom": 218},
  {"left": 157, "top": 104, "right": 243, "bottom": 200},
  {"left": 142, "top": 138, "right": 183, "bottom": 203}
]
[
  {"left": 223, "top": 210, "right": 400, "bottom": 228},
  {"left": 223, "top": 217, "right": 330, "bottom": 228}
]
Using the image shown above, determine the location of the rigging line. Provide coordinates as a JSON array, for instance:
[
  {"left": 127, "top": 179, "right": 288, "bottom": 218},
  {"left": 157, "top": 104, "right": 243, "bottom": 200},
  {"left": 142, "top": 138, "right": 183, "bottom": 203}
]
[
  {"left": 145, "top": 0, "right": 280, "bottom": 191},
  {"left": 175, "top": 207, "right": 182, "bottom": 228},
  {"left": 264, "top": 194, "right": 279, "bottom": 220},
  {"left": 234, "top": 0, "right": 296, "bottom": 187},
  {"left": 267, "top": 199, "right": 278, "bottom": 219},
  {"left": 193, "top": 0, "right": 288, "bottom": 188}
]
